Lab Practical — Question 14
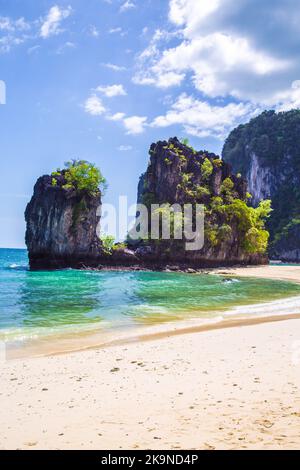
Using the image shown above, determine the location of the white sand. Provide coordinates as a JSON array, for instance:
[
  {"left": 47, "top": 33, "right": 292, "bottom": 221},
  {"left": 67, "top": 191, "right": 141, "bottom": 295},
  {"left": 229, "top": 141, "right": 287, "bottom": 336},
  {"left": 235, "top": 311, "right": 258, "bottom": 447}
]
[
  {"left": 1, "top": 318, "right": 300, "bottom": 450},
  {"left": 1, "top": 265, "right": 300, "bottom": 450},
  {"left": 214, "top": 264, "right": 300, "bottom": 284}
]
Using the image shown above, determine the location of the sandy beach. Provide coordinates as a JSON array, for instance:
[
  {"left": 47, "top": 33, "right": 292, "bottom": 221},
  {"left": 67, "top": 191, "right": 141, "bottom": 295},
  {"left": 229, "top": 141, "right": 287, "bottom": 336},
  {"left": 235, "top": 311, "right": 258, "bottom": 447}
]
[
  {"left": 214, "top": 264, "right": 300, "bottom": 284},
  {"left": 1, "top": 265, "right": 300, "bottom": 450}
]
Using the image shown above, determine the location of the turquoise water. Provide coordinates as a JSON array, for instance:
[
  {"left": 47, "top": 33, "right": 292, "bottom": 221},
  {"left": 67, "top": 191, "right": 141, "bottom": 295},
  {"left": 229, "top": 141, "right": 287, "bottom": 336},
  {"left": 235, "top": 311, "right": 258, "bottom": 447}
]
[{"left": 1, "top": 248, "right": 300, "bottom": 345}]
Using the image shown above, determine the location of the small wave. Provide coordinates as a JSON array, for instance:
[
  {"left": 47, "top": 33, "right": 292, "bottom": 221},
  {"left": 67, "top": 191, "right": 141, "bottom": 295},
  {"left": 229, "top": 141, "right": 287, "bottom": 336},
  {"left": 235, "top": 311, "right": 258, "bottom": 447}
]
[
  {"left": 222, "top": 278, "right": 240, "bottom": 284},
  {"left": 224, "top": 295, "right": 300, "bottom": 318},
  {"left": 7, "top": 263, "right": 28, "bottom": 271},
  {"left": 134, "top": 305, "right": 169, "bottom": 314},
  {"left": 0, "top": 320, "right": 111, "bottom": 344}
]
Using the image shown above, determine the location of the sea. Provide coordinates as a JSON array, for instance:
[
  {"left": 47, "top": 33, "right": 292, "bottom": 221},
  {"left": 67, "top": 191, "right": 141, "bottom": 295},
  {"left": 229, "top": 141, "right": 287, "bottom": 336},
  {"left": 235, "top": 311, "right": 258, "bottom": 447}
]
[{"left": 1, "top": 248, "right": 300, "bottom": 356}]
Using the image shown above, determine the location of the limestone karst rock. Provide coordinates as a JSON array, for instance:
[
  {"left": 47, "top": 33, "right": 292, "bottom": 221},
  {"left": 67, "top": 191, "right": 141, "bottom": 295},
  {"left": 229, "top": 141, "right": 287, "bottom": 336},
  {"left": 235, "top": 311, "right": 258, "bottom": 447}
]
[
  {"left": 222, "top": 110, "right": 300, "bottom": 261},
  {"left": 25, "top": 174, "right": 103, "bottom": 269}
]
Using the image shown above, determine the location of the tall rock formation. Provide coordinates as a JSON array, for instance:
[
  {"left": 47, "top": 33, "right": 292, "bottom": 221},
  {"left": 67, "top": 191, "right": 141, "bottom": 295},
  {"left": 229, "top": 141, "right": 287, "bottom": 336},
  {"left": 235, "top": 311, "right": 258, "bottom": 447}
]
[
  {"left": 222, "top": 110, "right": 300, "bottom": 261},
  {"left": 25, "top": 141, "right": 269, "bottom": 271},
  {"left": 25, "top": 173, "right": 103, "bottom": 269},
  {"left": 134, "top": 137, "right": 269, "bottom": 267}
]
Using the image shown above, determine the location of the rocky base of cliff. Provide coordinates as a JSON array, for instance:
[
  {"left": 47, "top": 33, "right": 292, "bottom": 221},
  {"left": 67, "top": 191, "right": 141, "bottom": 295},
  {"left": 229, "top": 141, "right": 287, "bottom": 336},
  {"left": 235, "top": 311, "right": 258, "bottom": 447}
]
[
  {"left": 28, "top": 248, "right": 268, "bottom": 271},
  {"left": 270, "top": 224, "right": 300, "bottom": 263}
]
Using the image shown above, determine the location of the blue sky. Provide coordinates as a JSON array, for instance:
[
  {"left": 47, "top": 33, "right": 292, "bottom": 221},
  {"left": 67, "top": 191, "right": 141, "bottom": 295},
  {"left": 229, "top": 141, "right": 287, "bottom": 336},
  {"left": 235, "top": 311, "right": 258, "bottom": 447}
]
[{"left": 0, "top": 0, "right": 299, "bottom": 248}]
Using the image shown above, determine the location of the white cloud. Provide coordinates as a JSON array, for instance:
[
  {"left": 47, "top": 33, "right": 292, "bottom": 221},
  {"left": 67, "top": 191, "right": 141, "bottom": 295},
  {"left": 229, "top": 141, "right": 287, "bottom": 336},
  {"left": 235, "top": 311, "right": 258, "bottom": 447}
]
[
  {"left": 102, "top": 63, "right": 126, "bottom": 72},
  {"left": 27, "top": 45, "right": 41, "bottom": 55},
  {"left": 96, "top": 84, "right": 127, "bottom": 97},
  {"left": 107, "top": 112, "right": 126, "bottom": 121},
  {"left": 106, "top": 111, "right": 148, "bottom": 135},
  {"left": 275, "top": 80, "right": 300, "bottom": 111},
  {"left": 133, "top": 0, "right": 300, "bottom": 110},
  {"left": 0, "top": 16, "right": 30, "bottom": 32},
  {"left": 0, "top": 35, "right": 24, "bottom": 53},
  {"left": 133, "top": 28, "right": 186, "bottom": 89},
  {"left": 89, "top": 25, "right": 100, "bottom": 37},
  {"left": 84, "top": 95, "right": 106, "bottom": 116},
  {"left": 134, "top": 70, "right": 185, "bottom": 88},
  {"left": 56, "top": 41, "right": 75, "bottom": 54},
  {"left": 118, "top": 145, "right": 133, "bottom": 151},
  {"left": 123, "top": 116, "right": 147, "bottom": 135},
  {"left": 151, "top": 93, "right": 259, "bottom": 139},
  {"left": 0, "top": 15, "right": 31, "bottom": 53},
  {"left": 109, "top": 27, "right": 122, "bottom": 34},
  {"left": 120, "top": 1, "right": 136, "bottom": 13},
  {"left": 155, "top": 33, "right": 288, "bottom": 98},
  {"left": 40, "top": 5, "right": 72, "bottom": 39},
  {"left": 169, "top": 0, "right": 221, "bottom": 30}
]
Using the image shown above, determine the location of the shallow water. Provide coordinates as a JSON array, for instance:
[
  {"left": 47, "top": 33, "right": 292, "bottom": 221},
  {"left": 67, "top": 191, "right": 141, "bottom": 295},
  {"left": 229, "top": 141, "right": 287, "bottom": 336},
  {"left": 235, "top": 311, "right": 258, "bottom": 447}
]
[{"left": 1, "top": 248, "right": 300, "bottom": 350}]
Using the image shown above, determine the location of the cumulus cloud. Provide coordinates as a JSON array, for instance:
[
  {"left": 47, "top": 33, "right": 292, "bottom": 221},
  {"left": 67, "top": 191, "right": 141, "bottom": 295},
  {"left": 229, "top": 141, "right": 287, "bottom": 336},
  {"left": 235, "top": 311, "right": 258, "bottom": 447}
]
[
  {"left": 133, "top": 28, "right": 185, "bottom": 89},
  {"left": 107, "top": 112, "right": 126, "bottom": 121},
  {"left": 151, "top": 93, "right": 259, "bottom": 139},
  {"left": 83, "top": 91, "right": 147, "bottom": 136},
  {"left": 123, "top": 116, "right": 147, "bottom": 135},
  {"left": 134, "top": 0, "right": 300, "bottom": 110},
  {"left": 275, "top": 80, "right": 300, "bottom": 111},
  {"left": 96, "top": 84, "right": 127, "bottom": 97},
  {"left": 40, "top": 5, "right": 72, "bottom": 39},
  {"left": 84, "top": 95, "right": 106, "bottom": 116}
]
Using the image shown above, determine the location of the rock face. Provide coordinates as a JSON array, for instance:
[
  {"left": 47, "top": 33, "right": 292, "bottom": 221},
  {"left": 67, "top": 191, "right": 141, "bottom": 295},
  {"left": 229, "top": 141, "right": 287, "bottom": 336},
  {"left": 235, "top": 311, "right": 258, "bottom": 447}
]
[
  {"left": 25, "top": 139, "right": 269, "bottom": 270},
  {"left": 134, "top": 137, "right": 268, "bottom": 267},
  {"left": 25, "top": 175, "right": 103, "bottom": 269},
  {"left": 222, "top": 110, "right": 300, "bottom": 261},
  {"left": 272, "top": 225, "right": 300, "bottom": 262}
]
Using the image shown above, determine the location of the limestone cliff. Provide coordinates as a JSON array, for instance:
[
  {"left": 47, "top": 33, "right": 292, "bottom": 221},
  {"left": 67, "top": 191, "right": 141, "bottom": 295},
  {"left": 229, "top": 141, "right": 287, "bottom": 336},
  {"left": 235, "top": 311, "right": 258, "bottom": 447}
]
[
  {"left": 25, "top": 174, "right": 103, "bottom": 269},
  {"left": 25, "top": 143, "right": 269, "bottom": 271},
  {"left": 133, "top": 137, "right": 268, "bottom": 267},
  {"left": 222, "top": 110, "right": 300, "bottom": 261}
]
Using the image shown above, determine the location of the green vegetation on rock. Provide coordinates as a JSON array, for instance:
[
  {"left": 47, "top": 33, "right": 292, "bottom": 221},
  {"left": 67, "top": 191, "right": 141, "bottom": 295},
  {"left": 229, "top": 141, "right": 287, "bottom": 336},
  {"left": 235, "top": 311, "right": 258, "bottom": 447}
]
[
  {"left": 201, "top": 158, "right": 214, "bottom": 181},
  {"left": 223, "top": 110, "right": 300, "bottom": 258},
  {"left": 100, "top": 234, "right": 116, "bottom": 255},
  {"left": 139, "top": 137, "right": 272, "bottom": 255},
  {"left": 52, "top": 160, "right": 107, "bottom": 196}
]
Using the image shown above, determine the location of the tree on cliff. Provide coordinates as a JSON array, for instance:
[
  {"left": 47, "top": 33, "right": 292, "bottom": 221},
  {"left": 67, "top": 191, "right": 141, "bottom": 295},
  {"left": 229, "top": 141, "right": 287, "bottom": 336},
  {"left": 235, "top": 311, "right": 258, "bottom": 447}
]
[
  {"left": 52, "top": 160, "right": 107, "bottom": 196},
  {"left": 222, "top": 110, "right": 300, "bottom": 260}
]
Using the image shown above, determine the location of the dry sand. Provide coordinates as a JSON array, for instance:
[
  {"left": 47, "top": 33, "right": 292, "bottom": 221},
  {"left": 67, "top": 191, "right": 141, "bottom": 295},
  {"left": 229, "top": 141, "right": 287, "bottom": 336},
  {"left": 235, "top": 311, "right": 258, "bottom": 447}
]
[
  {"left": 214, "top": 264, "right": 300, "bottom": 284},
  {"left": 1, "top": 265, "right": 300, "bottom": 450}
]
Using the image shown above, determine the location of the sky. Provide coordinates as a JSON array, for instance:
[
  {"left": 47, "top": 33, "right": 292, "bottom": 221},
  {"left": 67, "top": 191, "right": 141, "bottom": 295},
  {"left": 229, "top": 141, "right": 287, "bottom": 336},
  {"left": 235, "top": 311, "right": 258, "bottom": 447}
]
[{"left": 0, "top": 0, "right": 299, "bottom": 248}]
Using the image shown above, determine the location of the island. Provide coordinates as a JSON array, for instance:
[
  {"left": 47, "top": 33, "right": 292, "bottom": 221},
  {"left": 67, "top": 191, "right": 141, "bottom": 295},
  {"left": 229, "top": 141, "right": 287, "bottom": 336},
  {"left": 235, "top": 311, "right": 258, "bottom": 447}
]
[{"left": 25, "top": 138, "right": 271, "bottom": 270}]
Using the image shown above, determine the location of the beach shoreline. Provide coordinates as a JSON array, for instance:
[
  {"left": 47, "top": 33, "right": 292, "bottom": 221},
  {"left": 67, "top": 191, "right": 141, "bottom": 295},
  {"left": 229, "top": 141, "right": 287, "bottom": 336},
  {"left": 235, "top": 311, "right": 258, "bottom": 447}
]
[
  {"left": 2, "top": 265, "right": 300, "bottom": 450},
  {"left": 4, "top": 265, "right": 300, "bottom": 359},
  {"left": 1, "top": 317, "right": 300, "bottom": 450}
]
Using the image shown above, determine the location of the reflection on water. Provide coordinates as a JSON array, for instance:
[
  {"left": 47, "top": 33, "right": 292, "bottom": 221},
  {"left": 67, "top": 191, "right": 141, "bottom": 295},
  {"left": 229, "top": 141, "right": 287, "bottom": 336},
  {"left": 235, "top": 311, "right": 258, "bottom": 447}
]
[{"left": 1, "top": 249, "right": 300, "bottom": 343}]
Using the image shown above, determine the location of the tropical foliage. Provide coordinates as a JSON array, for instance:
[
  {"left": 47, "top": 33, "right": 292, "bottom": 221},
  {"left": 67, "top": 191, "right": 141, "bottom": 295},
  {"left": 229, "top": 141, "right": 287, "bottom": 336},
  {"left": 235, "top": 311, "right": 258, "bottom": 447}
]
[{"left": 52, "top": 160, "right": 107, "bottom": 195}]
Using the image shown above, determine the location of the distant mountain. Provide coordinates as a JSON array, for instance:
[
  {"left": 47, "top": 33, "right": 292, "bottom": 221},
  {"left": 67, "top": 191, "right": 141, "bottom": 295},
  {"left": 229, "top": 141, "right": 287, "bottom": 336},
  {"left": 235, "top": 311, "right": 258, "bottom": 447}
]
[{"left": 222, "top": 110, "right": 300, "bottom": 262}]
